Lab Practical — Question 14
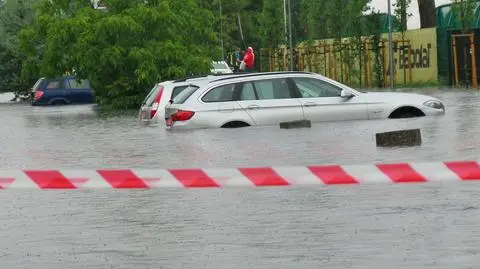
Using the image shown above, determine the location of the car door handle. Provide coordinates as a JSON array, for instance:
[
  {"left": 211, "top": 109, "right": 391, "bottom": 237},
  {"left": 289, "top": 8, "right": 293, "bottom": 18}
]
[
  {"left": 247, "top": 105, "right": 260, "bottom": 110},
  {"left": 303, "top": 102, "right": 317, "bottom": 107}
]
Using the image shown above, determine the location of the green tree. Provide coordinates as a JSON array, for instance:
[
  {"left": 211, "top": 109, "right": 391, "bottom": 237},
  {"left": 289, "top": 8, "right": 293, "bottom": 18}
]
[
  {"left": 452, "top": 0, "right": 477, "bottom": 33},
  {"left": 198, "top": 0, "right": 372, "bottom": 69},
  {"left": 451, "top": 0, "right": 477, "bottom": 87},
  {"left": 289, "top": 0, "right": 306, "bottom": 45},
  {"left": 324, "top": 0, "right": 371, "bottom": 82},
  {"left": 301, "top": 0, "right": 328, "bottom": 40},
  {"left": 195, "top": 0, "right": 264, "bottom": 66},
  {"left": 393, "top": 0, "right": 412, "bottom": 85},
  {"left": 20, "top": 0, "right": 218, "bottom": 109},
  {"left": 0, "top": 0, "right": 39, "bottom": 94},
  {"left": 323, "top": 0, "right": 370, "bottom": 39},
  {"left": 259, "top": 0, "right": 285, "bottom": 49},
  {"left": 363, "top": 10, "right": 384, "bottom": 88},
  {"left": 14, "top": 0, "right": 378, "bottom": 105},
  {"left": 394, "top": 0, "right": 412, "bottom": 33}
]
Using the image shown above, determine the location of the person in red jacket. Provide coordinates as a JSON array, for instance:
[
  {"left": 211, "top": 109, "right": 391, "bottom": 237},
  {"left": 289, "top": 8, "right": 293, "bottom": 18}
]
[{"left": 242, "top": 47, "right": 255, "bottom": 72}]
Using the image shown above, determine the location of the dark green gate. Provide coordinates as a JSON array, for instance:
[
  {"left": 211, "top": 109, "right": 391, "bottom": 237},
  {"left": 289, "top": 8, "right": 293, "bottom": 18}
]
[{"left": 436, "top": 1, "right": 480, "bottom": 86}]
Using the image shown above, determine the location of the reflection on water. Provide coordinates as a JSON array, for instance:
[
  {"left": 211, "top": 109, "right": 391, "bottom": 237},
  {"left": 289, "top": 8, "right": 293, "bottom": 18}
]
[
  {"left": 2, "top": 184, "right": 480, "bottom": 269},
  {"left": 0, "top": 89, "right": 479, "bottom": 269},
  {"left": 0, "top": 89, "right": 478, "bottom": 169}
]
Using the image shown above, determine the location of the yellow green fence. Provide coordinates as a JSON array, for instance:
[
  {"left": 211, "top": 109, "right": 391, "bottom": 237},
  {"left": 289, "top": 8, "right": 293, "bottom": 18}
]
[{"left": 258, "top": 27, "right": 438, "bottom": 88}]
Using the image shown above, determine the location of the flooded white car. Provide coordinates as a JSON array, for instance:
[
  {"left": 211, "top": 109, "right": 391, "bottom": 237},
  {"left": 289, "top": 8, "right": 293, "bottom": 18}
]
[{"left": 164, "top": 71, "right": 445, "bottom": 130}]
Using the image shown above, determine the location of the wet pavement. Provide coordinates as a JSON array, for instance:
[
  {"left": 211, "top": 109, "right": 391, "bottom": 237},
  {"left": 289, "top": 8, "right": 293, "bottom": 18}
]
[{"left": 0, "top": 88, "right": 479, "bottom": 268}]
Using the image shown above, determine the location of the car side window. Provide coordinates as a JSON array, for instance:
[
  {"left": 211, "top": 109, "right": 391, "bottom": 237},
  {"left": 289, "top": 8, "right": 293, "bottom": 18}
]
[
  {"left": 171, "top": 86, "right": 189, "bottom": 100},
  {"left": 202, "top": 84, "right": 235, "bottom": 103},
  {"left": 252, "top": 78, "right": 293, "bottom": 100},
  {"left": 239, "top": 82, "right": 256, "bottom": 101},
  {"left": 79, "top": 79, "right": 91, "bottom": 89},
  {"left": 46, "top": 80, "right": 61, "bottom": 89},
  {"left": 67, "top": 79, "right": 91, "bottom": 89},
  {"left": 293, "top": 77, "right": 342, "bottom": 98}
]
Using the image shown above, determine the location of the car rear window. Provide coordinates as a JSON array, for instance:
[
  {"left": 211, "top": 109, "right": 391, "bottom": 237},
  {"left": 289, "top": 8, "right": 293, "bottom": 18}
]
[
  {"left": 142, "top": 84, "right": 162, "bottom": 106},
  {"left": 172, "top": 85, "right": 199, "bottom": 104},
  {"left": 32, "top": 78, "right": 44, "bottom": 91}
]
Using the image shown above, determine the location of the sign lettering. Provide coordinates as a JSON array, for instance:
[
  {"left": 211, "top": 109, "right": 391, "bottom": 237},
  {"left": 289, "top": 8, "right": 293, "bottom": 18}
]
[{"left": 393, "top": 42, "right": 432, "bottom": 70}]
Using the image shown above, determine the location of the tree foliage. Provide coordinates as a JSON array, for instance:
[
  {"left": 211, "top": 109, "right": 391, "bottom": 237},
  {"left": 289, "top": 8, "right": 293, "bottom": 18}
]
[
  {"left": 1, "top": 0, "right": 378, "bottom": 107},
  {"left": 298, "top": 0, "right": 370, "bottom": 41},
  {"left": 451, "top": 0, "right": 477, "bottom": 33},
  {"left": 19, "top": 0, "right": 218, "bottom": 109},
  {"left": 0, "top": 0, "right": 39, "bottom": 93},
  {"left": 259, "top": 0, "right": 285, "bottom": 49},
  {"left": 394, "top": 0, "right": 412, "bottom": 34}
]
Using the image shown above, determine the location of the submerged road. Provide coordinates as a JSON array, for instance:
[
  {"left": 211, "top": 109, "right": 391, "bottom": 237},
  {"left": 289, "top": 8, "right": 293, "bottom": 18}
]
[{"left": 0, "top": 88, "right": 479, "bottom": 268}]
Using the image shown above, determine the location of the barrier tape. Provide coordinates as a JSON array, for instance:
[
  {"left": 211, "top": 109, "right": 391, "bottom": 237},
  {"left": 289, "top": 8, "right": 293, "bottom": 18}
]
[{"left": 0, "top": 161, "right": 478, "bottom": 189}]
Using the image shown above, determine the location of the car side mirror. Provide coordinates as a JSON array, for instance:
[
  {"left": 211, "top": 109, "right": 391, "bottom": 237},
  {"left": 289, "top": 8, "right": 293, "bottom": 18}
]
[{"left": 340, "top": 89, "right": 354, "bottom": 99}]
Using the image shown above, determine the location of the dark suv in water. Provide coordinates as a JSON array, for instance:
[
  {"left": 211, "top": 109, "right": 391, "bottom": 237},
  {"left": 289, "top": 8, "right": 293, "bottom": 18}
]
[{"left": 31, "top": 76, "right": 95, "bottom": 106}]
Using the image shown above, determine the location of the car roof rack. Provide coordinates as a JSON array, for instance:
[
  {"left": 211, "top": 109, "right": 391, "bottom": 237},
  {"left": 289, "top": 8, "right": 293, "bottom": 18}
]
[
  {"left": 172, "top": 72, "right": 250, "bottom": 83},
  {"left": 210, "top": 71, "right": 315, "bottom": 83},
  {"left": 173, "top": 75, "right": 208, "bottom": 83}
]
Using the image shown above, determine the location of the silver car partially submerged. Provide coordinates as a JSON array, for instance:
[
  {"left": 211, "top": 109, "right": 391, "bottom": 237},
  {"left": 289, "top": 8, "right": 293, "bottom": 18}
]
[
  {"left": 139, "top": 74, "right": 245, "bottom": 125},
  {"left": 163, "top": 71, "right": 446, "bottom": 130}
]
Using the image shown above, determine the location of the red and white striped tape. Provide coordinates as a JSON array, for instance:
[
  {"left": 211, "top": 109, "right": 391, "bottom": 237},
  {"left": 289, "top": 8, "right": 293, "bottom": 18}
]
[{"left": 0, "top": 161, "right": 479, "bottom": 189}]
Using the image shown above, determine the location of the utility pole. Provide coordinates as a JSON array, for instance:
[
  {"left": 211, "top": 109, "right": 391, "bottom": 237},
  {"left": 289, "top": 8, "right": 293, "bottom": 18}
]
[
  {"left": 219, "top": 0, "right": 224, "bottom": 60},
  {"left": 283, "top": 0, "right": 289, "bottom": 71},
  {"left": 387, "top": 0, "right": 394, "bottom": 89},
  {"left": 288, "top": 0, "right": 293, "bottom": 71},
  {"left": 284, "top": 0, "right": 288, "bottom": 45}
]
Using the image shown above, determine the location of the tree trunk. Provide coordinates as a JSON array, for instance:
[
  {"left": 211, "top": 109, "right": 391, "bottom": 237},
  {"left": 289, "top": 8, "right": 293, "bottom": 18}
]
[{"left": 418, "top": 0, "right": 436, "bottom": 28}]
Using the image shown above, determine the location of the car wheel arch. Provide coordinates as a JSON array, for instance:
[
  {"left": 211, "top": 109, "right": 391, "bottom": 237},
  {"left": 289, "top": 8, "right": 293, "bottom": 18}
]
[
  {"left": 388, "top": 105, "right": 425, "bottom": 119},
  {"left": 220, "top": 120, "right": 252, "bottom": 128},
  {"left": 49, "top": 98, "right": 70, "bottom": 105}
]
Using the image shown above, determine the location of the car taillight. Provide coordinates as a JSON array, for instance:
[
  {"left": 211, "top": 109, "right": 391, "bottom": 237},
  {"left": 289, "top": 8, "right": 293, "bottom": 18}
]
[
  {"left": 172, "top": 110, "right": 195, "bottom": 121},
  {"left": 34, "top": 91, "right": 44, "bottom": 100},
  {"left": 150, "top": 86, "right": 164, "bottom": 118}
]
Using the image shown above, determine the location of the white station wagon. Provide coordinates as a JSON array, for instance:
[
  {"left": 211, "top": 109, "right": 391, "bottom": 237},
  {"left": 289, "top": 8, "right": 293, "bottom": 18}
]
[
  {"left": 139, "top": 74, "right": 243, "bottom": 125},
  {"left": 164, "top": 71, "right": 445, "bottom": 130}
]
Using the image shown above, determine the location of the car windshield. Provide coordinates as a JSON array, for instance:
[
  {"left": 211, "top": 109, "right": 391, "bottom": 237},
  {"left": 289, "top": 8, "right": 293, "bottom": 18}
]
[{"left": 172, "top": 85, "right": 199, "bottom": 104}]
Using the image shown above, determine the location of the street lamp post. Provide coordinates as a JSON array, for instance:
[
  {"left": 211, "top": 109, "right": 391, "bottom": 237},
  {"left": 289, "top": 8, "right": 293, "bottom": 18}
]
[
  {"left": 387, "top": 0, "right": 394, "bottom": 89},
  {"left": 288, "top": 0, "right": 293, "bottom": 71},
  {"left": 219, "top": 0, "right": 224, "bottom": 61},
  {"left": 284, "top": 0, "right": 288, "bottom": 45},
  {"left": 283, "top": 0, "right": 288, "bottom": 71},
  {"left": 283, "top": 0, "right": 293, "bottom": 71}
]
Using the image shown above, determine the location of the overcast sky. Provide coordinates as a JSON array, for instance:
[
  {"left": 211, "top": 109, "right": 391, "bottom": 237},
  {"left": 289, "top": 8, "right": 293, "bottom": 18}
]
[{"left": 368, "top": 0, "right": 452, "bottom": 29}]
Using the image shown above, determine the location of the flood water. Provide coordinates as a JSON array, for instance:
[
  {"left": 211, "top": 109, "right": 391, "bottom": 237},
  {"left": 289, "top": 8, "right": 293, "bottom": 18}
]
[{"left": 0, "top": 89, "right": 479, "bottom": 268}]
